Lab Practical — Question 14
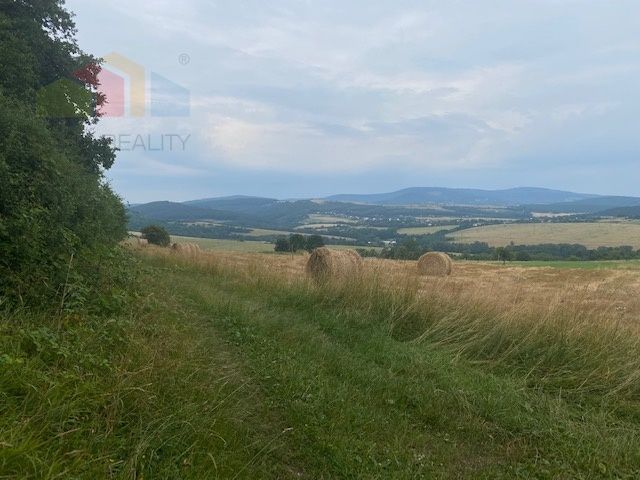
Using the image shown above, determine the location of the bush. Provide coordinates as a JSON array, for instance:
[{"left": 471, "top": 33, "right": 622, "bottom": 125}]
[
  {"left": 141, "top": 225, "right": 171, "bottom": 247},
  {"left": 274, "top": 237, "right": 291, "bottom": 253}
]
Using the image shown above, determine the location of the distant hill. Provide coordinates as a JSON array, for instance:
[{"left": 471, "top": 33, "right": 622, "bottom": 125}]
[
  {"left": 593, "top": 205, "right": 640, "bottom": 218},
  {"left": 127, "top": 201, "right": 247, "bottom": 222},
  {"left": 526, "top": 196, "right": 640, "bottom": 214},
  {"left": 326, "top": 187, "right": 598, "bottom": 206},
  {"left": 127, "top": 188, "right": 640, "bottom": 231},
  {"left": 185, "top": 196, "right": 279, "bottom": 214}
]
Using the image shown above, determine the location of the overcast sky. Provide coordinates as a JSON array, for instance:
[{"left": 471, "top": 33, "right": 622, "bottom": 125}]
[{"left": 66, "top": 0, "right": 640, "bottom": 203}]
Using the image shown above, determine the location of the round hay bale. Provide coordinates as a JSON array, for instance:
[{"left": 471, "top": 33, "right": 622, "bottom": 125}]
[
  {"left": 171, "top": 242, "right": 200, "bottom": 258},
  {"left": 138, "top": 238, "right": 149, "bottom": 247},
  {"left": 306, "top": 247, "right": 363, "bottom": 282},
  {"left": 417, "top": 252, "right": 452, "bottom": 277}
]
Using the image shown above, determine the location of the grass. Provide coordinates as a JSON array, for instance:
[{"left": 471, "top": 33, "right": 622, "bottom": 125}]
[
  {"left": 303, "top": 214, "right": 356, "bottom": 224},
  {"left": 502, "top": 259, "right": 640, "bottom": 269},
  {"left": 448, "top": 222, "right": 640, "bottom": 248},
  {"left": 2, "top": 251, "right": 640, "bottom": 477},
  {"left": 246, "top": 228, "right": 295, "bottom": 237},
  {"left": 171, "top": 235, "right": 275, "bottom": 253},
  {"left": 171, "top": 235, "right": 380, "bottom": 254}
]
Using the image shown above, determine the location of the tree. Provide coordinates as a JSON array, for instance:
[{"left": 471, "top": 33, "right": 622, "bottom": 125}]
[
  {"left": 515, "top": 251, "right": 531, "bottom": 262},
  {"left": 0, "top": 0, "right": 126, "bottom": 307},
  {"left": 305, "top": 235, "right": 325, "bottom": 252},
  {"left": 141, "top": 225, "right": 171, "bottom": 247},
  {"left": 289, "top": 234, "right": 307, "bottom": 252},
  {"left": 274, "top": 237, "right": 291, "bottom": 253},
  {"left": 495, "top": 247, "right": 513, "bottom": 264}
]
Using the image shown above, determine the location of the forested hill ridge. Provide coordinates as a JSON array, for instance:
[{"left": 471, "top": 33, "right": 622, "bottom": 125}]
[
  {"left": 325, "top": 186, "right": 600, "bottom": 206},
  {"left": 128, "top": 188, "right": 640, "bottom": 229}
]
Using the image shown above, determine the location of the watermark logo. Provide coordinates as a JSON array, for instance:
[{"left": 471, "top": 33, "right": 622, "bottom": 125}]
[
  {"left": 37, "top": 52, "right": 190, "bottom": 119},
  {"left": 104, "top": 133, "right": 191, "bottom": 152}
]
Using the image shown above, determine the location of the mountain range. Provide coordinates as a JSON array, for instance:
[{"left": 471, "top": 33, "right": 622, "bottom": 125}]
[
  {"left": 326, "top": 187, "right": 599, "bottom": 206},
  {"left": 127, "top": 187, "right": 640, "bottom": 229}
]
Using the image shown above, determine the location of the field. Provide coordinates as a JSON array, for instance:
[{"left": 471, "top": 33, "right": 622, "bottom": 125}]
[
  {"left": 448, "top": 222, "right": 640, "bottom": 248},
  {"left": 171, "top": 235, "right": 275, "bottom": 253},
  {"left": 171, "top": 235, "right": 381, "bottom": 253},
  {"left": 245, "top": 228, "right": 294, "bottom": 237},
  {"left": 303, "top": 214, "right": 356, "bottom": 224},
  {"left": 397, "top": 225, "right": 457, "bottom": 235},
  {"left": 507, "top": 259, "right": 640, "bottom": 269},
  {"left": 4, "top": 248, "right": 640, "bottom": 478},
  {"left": 169, "top": 250, "right": 640, "bottom": 319}
]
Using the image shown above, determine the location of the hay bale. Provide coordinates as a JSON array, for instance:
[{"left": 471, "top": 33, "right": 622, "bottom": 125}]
[
  {"left": 306, "top": 247, "right": 363, "bottom": 282},
  {"left": 138, "top": 238, "right": 149, "bottom": 247},
  {"left": 417, "top": 252, "right": 452, "bottom": 277},
  {"left": 171, "top": 242, "right": 201, "bottom": 258}
]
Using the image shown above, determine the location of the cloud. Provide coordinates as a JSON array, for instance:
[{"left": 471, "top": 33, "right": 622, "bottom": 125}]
[
  {"left": 204, "top": 113, "right": 508, "bottom": 173},
  {"left": 65, "top": 0, "right": 640, "bottom": 200}
]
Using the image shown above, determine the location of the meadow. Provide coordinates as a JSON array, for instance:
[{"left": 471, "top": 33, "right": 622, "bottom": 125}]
[
  {"left": 170, "top": 235, "right": 275, "bottom": 253},
  {"left": 448, "top": 222, "right": 640, "bottom": 248},
  {"left": 3, "top": 246, "right": 640, "bottom": 478}
]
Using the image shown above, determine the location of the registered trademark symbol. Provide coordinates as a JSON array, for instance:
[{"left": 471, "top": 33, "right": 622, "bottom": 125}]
[{"left": 178, "top": 53, "right": 190, "bottom": 66}]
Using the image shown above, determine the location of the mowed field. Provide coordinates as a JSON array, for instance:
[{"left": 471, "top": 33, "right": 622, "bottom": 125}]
[
  {"left": 165, "top": 242, "right": 640, "bottom": 318},
  {"left": 167, "top": 249, "right": 640, "bottom": 321},
  {"left": 448, "top": 222, "right": 640, "bottom": 248},
  {"left": 142, "top": 248, "right": 640, "bottom": 476}
]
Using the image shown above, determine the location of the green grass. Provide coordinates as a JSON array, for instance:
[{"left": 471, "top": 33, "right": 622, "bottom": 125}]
[
  {"left": 171, "top": 235, "right": 275, "bottom": 253},
  {"left": 501, "top": 259, "right": 640, "bottom": 269},
  {"left": 2, "top": 254, "right": 640, "bottom": 478}
]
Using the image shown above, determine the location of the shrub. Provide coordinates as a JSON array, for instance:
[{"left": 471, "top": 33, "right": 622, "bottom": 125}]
[
  {"left": 141, "top": 225, "right": 171, "bottom": 247},
  {"left": 274, "top": 237, "right": 291, "bottom": 253}
]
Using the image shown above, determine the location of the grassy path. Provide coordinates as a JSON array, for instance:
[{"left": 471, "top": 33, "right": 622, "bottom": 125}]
[{"left": 142, "top": 256, "right": 640, "bottom": 478}]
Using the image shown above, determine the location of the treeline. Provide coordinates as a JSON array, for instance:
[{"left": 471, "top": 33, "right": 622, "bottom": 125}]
[
  {"left": 357, "top": 238, "right": 640, "bottom": 262},
  {"left": 274, "top": 234, "right": 325, "bottom": 253},
  {"left": 0, "top": 1, "right": 128, "bottom": 309}
]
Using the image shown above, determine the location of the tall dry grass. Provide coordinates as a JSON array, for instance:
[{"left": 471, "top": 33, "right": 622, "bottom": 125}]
[{"left": 143, "top": 246, "right": 640, "bottom": 402}]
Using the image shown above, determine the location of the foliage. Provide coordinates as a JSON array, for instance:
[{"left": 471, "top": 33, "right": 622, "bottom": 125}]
[
  {"left": 274, "top": 237, "right": 291, "bottom": 253},
  {"left": 0, "top": 0, "right": 127, "bottom": 308},
  {"left": 141, "top": 225, "right": 171, "bottom": 247},
  {"left": 274, "top": 234, "right": 325, "bottom": 253},
  {"left": 495, "top": 246, "right": 514, "bottom": 264},
  {"left": 304, "top": 234, "right": 325, "bottom": 252}
]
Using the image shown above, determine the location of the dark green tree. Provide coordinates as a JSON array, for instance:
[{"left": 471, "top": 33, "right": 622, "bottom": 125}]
[
  {"left": 0, "top": 1, "right": 127, "bottom": 307},
  {"left": 305, "top": 235, "right": 325, "bottom": 252},
  {"left": 289, "top": 234, "right": 307, "bottom": 252},
  {"left": 274, "top": 237, "right": 291, "bottom": 253},
  {"left": 496, "top": 247, "right": 514, "bottom": 264},
  {"left": 141, "top": 225, "right": 171, "bottom": 247}
]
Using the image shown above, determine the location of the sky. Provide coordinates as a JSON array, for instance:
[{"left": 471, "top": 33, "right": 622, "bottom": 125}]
[{"left": 65, "top": 0, "right": 640, "bottom": 203}]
